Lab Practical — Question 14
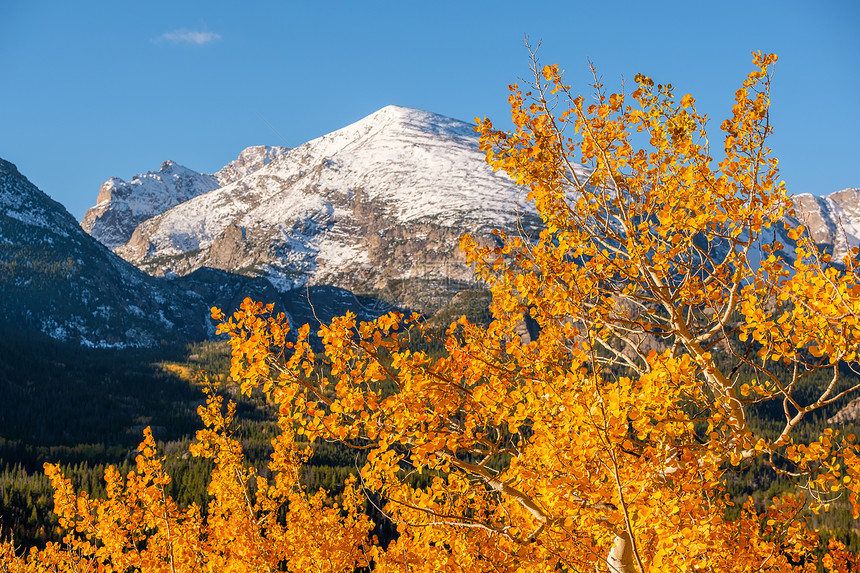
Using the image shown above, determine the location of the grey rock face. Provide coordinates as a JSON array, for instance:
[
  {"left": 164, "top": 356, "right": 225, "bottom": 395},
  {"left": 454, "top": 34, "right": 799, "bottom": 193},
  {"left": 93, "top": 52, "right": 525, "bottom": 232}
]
[
  {"left": 790, "top": 188, "right": 860, "bottom": 261},
  {"left": 208, "top": 223, "right": 249, "bottom": 270}
]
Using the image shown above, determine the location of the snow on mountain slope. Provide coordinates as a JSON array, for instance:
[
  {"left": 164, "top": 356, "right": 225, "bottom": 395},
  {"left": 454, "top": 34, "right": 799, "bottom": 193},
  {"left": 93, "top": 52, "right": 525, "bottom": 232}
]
[
  {"left": 88, "top": 105, "right": 859, "bottom": 315},
  {"left": 1, "top": 159, "right": 80, "bottom": 238},
  {"left": 109, "top": 106, "right": 535, "bottom": 311},
  {"left": 0, "top": 158, "right": 208, "bottom": 346},
  {"left": 1, "top": 156, "right": 329, "bottom": 346}
]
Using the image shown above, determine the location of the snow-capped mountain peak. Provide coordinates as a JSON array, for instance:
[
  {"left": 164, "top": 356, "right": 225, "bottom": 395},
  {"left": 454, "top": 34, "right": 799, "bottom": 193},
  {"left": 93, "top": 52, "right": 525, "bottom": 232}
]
[
  {"left": 81, "top": 145, "right": 292, "bottom": 251},
  {"left": 87, "top": 106, "right": 533, "bottom": 312},
  {"left": 86, "top": 105, "right": 858, "bottom": 316}
]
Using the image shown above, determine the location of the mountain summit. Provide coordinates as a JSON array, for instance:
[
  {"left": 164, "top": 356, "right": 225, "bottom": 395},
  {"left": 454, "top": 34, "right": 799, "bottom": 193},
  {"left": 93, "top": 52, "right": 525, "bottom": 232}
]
[
  {"left": 80, "top": 106, "right": 860, "bottom": 315},
  {"left": 88, "top": 106, "right": 534, "bottom": 311},
  {"left": 2, "top": 157, "right": 357, "bottom": 346}
]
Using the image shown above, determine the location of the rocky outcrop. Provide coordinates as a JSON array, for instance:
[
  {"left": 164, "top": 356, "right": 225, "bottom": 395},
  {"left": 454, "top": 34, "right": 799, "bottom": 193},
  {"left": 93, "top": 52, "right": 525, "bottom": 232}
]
[
  {"left": 828, "top": 396, "right": 860, "bottom": 425},
  {"left": 208, "top": 223, "right": 250, "bottom": 270},
  {"left": 81, "top": 161, "right": 220, "bottom": 249},
  {"left": 216, "top": 145, "right": 289, "bottom": 185},
  {"left": 790, "top": 188, "right": 860, "bottom": 260}
]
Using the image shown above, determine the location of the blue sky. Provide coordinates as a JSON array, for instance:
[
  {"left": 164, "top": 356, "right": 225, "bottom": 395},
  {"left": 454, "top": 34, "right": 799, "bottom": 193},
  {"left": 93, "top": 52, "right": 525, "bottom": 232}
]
[{"left": 1, "top": 0, "right": 857, "bottom": 219}]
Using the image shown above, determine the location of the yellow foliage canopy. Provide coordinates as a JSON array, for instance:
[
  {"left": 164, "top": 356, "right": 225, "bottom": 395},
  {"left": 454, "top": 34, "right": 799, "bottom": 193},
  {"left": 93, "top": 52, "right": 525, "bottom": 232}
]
[{"left": 4, "top": 51, "right": 860, "bottom": 572}]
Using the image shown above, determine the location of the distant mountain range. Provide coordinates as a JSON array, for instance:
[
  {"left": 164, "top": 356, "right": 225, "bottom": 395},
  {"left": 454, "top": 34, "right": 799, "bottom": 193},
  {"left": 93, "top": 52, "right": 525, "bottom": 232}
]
[
  {"left": 82, "top": 106, "right": 536, "bottom": 312},
  {"left": 0, "top": 158, "right": 385, "bottom": 348},
  {"left": 2, "top": 105, "right": 858, "bottom": 347}
]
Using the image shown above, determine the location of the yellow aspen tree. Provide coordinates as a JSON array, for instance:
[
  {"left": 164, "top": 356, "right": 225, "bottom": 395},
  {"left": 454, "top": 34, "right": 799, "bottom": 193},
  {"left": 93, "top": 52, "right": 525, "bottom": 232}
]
[
  {"left": 4, "top": 50, "right": 860, "bottom": 572},
  {"left": 0, "top": 388, "right": 373, "bottom": 573},
  {"left": 213, "top": 51, "right": 860, "bottom": 572}
]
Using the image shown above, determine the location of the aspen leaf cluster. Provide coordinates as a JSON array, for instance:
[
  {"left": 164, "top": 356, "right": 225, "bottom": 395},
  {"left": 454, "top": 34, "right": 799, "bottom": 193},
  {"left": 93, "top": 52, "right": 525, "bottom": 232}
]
[{"left": 3, "top": 51, "right": 860, "bottom": 572}]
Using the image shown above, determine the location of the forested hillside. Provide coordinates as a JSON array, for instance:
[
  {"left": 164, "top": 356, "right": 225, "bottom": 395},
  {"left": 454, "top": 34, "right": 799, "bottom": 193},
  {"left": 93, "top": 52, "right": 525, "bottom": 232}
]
[{"left": 0, "top": 290, "right": 495, "bottom": 549}]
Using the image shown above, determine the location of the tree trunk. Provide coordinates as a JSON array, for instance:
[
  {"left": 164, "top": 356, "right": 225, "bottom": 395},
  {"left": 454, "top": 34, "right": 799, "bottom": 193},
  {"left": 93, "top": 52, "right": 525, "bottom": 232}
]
[{"left": 607, "top": 531, "right": 637, "bottom": 573}]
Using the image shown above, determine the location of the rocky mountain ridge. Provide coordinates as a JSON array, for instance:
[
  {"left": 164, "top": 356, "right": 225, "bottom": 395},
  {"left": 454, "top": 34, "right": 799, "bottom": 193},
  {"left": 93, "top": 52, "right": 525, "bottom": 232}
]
[
  {"left": 215, "top": 145, "right": 290, "bottom": 186},
  {"left": 1, "top": 157, "right": 206, "bottom": 346},
  {"left": 81, "top": 146, "right": 289, "bottom": 250},
  {"left": 790, "top": 188, "right": 860, "bottom": 261}
]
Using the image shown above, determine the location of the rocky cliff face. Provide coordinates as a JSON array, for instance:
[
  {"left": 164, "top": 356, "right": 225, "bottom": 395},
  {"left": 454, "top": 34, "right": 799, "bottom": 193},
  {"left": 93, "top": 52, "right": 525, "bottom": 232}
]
[
  {"left": 790, "top": 188, "right": 860, "bottom": 261},
  {"left": 80, "top": 146, "right": 290, "bottom": 251},
  {"left": 96, "top": 106, "right": 536, "bottom": 313}
]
